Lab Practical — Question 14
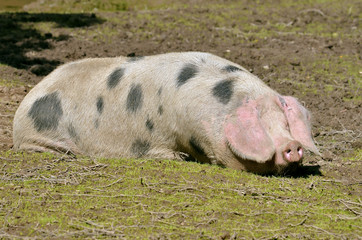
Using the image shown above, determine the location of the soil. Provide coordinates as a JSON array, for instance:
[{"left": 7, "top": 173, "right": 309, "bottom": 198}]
[{"left": 0, "top": 3, "right": 361, "bottom": 181}]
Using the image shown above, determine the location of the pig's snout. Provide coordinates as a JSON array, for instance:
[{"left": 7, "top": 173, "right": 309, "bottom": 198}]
[{"left": 283, "top": 141, "right": 303, "bottom": 163}]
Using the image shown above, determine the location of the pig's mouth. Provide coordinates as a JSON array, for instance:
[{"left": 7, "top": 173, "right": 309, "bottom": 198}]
[{"left": 275, "top": 161, "right": 303, "bottom": 176}]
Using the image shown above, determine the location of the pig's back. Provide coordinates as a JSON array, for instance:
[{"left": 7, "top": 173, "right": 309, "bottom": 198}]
[{"left": 13, "top": 52, "right": 273, "bottom": 159}]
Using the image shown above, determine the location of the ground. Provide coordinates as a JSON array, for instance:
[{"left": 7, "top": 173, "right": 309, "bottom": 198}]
[{"left": 0, "top": 0, "right": 361, "bottom": 239}]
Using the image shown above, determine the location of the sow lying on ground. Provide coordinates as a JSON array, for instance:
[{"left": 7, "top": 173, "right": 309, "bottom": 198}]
[{"left": 13, "top": 52, "right": 319, "bottom": 174}]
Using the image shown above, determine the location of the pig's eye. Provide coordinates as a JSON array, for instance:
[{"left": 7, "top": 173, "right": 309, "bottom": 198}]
[{"left": 285, "top": 121, "right": 290, "bottom": 131}]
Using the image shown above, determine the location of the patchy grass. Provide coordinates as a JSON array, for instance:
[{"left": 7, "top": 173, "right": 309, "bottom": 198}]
[
  {"left": 0, "top": 78, "right": 24, "bottom": 88},
  {"left": 22, "top": 0, "right": 185, "bottom": 13},
  {"left": 346, "top": 149, "right": 362, "bottom": 162},
  {"left": 0, "top": 151, "right": 360, "bottom": 238},
  {"left": 23, "top": 0, "right": 361, "bottom": 38},
  {"left": 274, "top": 55, "right": 361, "bottom": 100},
  {"left": 0, "top": 66, "right": 30, "bottom": 88},
  {"left": 20, "top": 0, "right": 361, "bottom": 49}
]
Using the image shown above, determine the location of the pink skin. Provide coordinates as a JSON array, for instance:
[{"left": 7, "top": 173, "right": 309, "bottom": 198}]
[
  {"left": 224, "top": 98, "right": 275, "bottom": 163},
  {"left": 274, "top": 138, "right": 303, "bottom": 166},
  {"left": 223, "top": 95, "right": 318, "bottom": 174},
  {"left": 276, "top": 96, "right": 320, "bottom": 155},
  {"left": 283, "top": 140, "right": 303, "bottom": 162}
]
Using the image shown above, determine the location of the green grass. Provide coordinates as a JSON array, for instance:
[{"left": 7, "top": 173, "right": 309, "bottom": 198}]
[
  {"left": 345, "top": 149, "right": 362, "bottom": 162},
  {"left": 0, "top": 151, "right": 360, "bottom": 238},
  {"left": 0, "top": 78, "right": 22, "bottom": 88}
]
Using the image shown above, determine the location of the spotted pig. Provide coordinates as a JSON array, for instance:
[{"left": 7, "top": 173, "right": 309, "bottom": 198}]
[{"left": 13, "top": 52, "right": 320, "bottom": 174}]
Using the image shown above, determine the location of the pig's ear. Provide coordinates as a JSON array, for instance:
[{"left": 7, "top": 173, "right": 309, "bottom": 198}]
[
  {"left": 224, "top": 100, "right": 275, "bottom": 163},
  {"left": 277, "top": 96, "right": 320, "bottom": 155}
]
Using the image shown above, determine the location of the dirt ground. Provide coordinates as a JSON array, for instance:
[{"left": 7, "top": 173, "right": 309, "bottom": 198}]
[{"left": 0, "top": 1, "right": 361, "bottom": 181}]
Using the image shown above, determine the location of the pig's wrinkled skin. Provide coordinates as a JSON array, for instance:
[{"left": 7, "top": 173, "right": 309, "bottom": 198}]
[{"left": 13, "top": 52, "right": 320, "bottom": 174}]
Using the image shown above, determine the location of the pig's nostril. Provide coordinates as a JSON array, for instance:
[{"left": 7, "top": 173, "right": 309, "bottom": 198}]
[
  {"left": 297, "top": 147, "right": 303, "bottom": 157},
  {"left": 286, "top": 149, "right": 291, "bottom": 154}
]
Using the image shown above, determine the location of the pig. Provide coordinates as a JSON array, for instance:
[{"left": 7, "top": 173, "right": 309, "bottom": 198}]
[{"left": 13, "top": 52, "right": 320, "bottom": 175}]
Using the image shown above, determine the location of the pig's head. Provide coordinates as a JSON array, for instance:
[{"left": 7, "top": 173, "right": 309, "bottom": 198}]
[{"left": 224, "top": 95, "right": 320, "bottom": 175}]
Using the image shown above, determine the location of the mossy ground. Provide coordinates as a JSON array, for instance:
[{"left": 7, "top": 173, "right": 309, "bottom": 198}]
[
  {"left": 1, "top": 151, "right": 360, "bottom": 239},
  {"left": 0, "top": 0, "right": 361, "bottom": 239}
]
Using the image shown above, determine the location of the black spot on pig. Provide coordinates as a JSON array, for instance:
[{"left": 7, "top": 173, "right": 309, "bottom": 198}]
[
  {"left": 28, "top": 92, "right": 63, "bottom": 132},
  {"left": 107, "top": 67, "right": 125, "bottom": 89},
  {"left": 177, "top": 64, "right": 198, "bottom": 87},
  {"left": 158, "top": 105, "right": 164, "bottom": 115},
  {"left": 131, "top": 139, "right": 150, "bottom": 157},
  {"left": 146, "top": 118, "right": 154, "bottom": 132},
  {"left": 223, "top": 65, "right": 242, "bottom": 73},
  {"left": 212, "top": 79, "right": 234, "bottom": 104},
  {"left": 189, "top": 136, "right": 205, "bottom": 155},
  {"left": 96, "top": 96, "right": 104, "bottom": 114},
  {"left": 67, "top": 123, "right": 80, "bottom": 142},
  {"left": 126, "top": 84, "right": 143, "bottom": 113}
]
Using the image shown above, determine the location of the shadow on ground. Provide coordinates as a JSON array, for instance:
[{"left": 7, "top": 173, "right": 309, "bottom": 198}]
[
  {"left": 257, "top": 165, "right": 322, "bottom": 178},
  {"left": 287, "top": 165, "right": 322, "bottom": 178},
  {"left": 185, "top": 154, "right": 322, "bottom": 178},
  {"left": 0, "top": 12, "right": 104, "bottom": 75}
]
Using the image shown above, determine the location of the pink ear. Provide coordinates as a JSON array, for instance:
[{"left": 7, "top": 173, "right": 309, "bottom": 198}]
[
  {"left": 224, "top": 99, "right": 275, "bottom": 163},
  {"left": 277, "top": 96, "right": 320, "bottom": 155}
]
